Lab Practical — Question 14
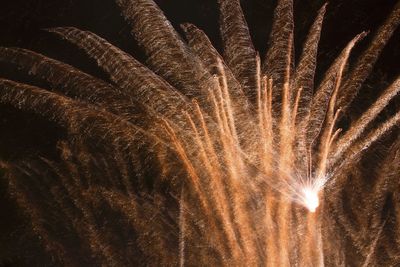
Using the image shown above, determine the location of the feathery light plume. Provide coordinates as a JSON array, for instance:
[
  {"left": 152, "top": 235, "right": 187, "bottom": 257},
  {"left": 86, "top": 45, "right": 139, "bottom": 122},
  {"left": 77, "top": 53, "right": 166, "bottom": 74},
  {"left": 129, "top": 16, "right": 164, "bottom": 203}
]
[{"left": 0, "top": 0, "right": 399, "bottom": 265}]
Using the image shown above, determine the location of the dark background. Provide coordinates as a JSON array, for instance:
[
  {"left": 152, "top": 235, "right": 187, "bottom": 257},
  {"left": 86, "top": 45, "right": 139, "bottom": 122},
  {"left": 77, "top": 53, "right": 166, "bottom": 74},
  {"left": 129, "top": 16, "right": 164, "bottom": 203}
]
[{"left": 0, "top": 0, "right": 398, "bottom": 265}]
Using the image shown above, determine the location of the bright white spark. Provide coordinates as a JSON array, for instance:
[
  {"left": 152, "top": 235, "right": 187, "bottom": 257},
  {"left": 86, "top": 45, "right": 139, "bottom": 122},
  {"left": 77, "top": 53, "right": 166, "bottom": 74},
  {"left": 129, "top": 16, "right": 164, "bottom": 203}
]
[{"left": 302, "top": 187, "right": 320, "bottom": 213}]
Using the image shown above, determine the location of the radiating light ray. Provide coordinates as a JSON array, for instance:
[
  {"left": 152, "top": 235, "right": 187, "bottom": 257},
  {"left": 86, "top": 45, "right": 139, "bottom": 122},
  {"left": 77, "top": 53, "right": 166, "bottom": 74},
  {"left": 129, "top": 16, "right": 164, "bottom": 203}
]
[{"left": 0, "top": 0, "right": 399, "bottom": 266}]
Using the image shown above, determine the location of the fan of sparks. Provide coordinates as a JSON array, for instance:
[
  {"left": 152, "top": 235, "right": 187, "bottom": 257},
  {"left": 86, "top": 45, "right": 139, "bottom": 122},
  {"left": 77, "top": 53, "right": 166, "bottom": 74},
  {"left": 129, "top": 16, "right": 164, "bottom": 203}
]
[{"left": 0, "top": 0, "right": 399, "bottom": 265}]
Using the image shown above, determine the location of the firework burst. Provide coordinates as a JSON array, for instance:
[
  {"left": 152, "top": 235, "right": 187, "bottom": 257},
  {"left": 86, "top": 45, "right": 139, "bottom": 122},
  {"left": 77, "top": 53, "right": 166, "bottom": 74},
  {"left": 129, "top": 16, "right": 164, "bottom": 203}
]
[{"left": 0, "top": 0, "right": 399, "bottom": 266}]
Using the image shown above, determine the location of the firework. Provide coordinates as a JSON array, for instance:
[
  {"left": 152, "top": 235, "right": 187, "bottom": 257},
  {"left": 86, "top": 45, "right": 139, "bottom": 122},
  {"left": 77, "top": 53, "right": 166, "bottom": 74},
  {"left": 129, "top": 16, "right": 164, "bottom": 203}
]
[{"left": 0, "top": 0, "right": 399, "bottom": 266}]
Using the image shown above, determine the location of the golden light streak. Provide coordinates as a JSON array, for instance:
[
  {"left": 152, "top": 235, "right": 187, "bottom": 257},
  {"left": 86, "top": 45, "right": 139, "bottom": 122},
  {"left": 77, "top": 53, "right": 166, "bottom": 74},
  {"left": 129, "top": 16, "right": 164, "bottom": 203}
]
[{"left": 0, "top": 0, "right": 398, "bottom": 265}]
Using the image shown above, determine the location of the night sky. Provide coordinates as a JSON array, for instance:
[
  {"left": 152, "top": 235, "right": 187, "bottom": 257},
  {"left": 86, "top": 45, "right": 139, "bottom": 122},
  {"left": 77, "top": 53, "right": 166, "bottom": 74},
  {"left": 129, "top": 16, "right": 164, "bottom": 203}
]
[{"left": 0, "top": 0, "right": 399, "bottom": 265}]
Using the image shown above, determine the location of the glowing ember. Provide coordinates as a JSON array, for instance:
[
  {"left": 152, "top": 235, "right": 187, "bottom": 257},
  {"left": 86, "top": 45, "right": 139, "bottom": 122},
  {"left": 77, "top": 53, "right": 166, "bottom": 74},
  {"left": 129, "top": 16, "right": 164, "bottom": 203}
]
[{"left": 302, "top": 187, "right": 320, "bottom": 212}]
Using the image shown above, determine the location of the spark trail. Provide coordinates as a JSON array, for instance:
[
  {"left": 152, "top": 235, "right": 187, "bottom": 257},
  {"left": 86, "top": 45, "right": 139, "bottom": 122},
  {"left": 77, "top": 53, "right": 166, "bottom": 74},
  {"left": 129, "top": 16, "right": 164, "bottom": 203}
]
[{"left": 0, "top": 0, "right": 399, "bottom": 266}]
